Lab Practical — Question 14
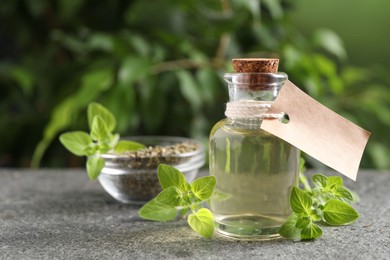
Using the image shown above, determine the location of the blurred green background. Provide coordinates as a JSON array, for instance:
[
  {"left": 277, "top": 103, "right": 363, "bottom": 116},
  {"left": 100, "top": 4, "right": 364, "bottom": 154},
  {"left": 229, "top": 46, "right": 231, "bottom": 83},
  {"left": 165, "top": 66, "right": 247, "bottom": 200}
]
[{"left": 1, "top": 0, "right": 389, "bottom": 169}]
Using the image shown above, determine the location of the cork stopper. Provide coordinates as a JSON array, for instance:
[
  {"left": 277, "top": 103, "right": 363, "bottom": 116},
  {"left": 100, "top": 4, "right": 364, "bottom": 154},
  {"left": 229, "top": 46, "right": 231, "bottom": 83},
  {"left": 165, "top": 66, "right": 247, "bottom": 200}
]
[{"left": 232, "top": 58, "right": 279, "bottom": 73}]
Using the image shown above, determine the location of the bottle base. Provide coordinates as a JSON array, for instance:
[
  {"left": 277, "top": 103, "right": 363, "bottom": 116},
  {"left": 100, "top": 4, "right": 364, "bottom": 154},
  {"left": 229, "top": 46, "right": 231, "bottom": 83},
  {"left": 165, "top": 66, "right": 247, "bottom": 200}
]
[{"left": 214, "top": 214, "right": 284, "bottom": 241}]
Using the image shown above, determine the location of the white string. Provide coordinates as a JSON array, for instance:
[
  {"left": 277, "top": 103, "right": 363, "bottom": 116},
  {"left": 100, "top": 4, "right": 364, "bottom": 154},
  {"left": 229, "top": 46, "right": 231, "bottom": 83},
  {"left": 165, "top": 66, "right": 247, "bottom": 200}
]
[{"left": 225, "top": 100, "right": 285, "bottom": 120}]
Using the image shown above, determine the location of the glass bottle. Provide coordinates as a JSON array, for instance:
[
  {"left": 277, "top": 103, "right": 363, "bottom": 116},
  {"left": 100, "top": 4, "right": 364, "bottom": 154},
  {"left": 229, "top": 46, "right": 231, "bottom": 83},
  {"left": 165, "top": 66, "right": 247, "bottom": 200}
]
[{"left": 209, "top": 72, "right": 300, "bottom": 240}]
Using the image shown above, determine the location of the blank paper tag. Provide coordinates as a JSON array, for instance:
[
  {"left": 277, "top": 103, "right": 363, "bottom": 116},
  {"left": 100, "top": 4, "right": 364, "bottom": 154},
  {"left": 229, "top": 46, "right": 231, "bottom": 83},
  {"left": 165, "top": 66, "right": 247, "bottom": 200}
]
[{"left": 261, "top": 80, "right": 371, "bottom": 181}]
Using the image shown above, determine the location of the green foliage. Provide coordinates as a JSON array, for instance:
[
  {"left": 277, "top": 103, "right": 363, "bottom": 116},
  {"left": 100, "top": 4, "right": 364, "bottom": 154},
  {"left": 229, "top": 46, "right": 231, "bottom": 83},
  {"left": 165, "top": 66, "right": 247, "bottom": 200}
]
[
  {"left": 86, "top": 156, "right": 105, "bottom": 180},
  {"left": 0, "top": 0, "right": 388, "bottom": 168},
  {"left": 279, "top": 173, "right": 359, "bottom": 240},
  {"left": 139, "top": 164, "right": 216, "bottom": 238},
  {"left": 137, "top": 199, "right": 178, "bottom": 222},
  {"left": 290, "top": 187, "right": 313, "bottom": 214},
  {"left": 187, "top": 208, "right": 215, "bottom": 239},
  {"left": 59, "top": 102, "right": 144, "bottom": 179},
  {"left": 59, "top": 132, "right": 92, "bottom": 156},
  {"left": 191, "top": 176, "right": 217, "bottom": 201},
  {"left": 114, "top": 140, "right": 145, "bottom": 153}
]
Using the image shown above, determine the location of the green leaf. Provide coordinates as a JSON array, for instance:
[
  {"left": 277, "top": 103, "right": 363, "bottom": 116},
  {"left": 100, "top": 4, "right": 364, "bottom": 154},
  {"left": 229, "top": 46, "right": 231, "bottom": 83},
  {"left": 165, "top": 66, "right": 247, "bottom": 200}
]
[
  {"left": 191, "top": 176, "right": 216, "bottom": 201},
  {"left": 138, "top": 199, "right": 177, "bottom": 221},
  {"left": 334, "top": 187, "right": 354, "bottom": 202},
  {"left": 327, "top": 176, "right": 343, "bottom": 189},
  {"left": 312, "top": 28, "right": 347, "bottom": 61},
  {"left": 279, "top": 214, "right": 301, "bottom": 240},
  {"left": 83, "top": 144, "right": 97, "bottom": 157},
  {"left": 87, "top": 33, "right": 114, "bottom": 52},
  {"left": 196, "top": 69, "right": 219, "bottom": 105},
  {"left": 86, "top": 156, "right": 105, "bottom": 180},
  {"left": 118, "top": 55, "right": 150, "bottom": 84},
  {"left": 237, "top": 0, "right": 260, "bottom": 18},
  {"left": 263, "top": 0, "right": 283, "bottom": 19},
  {"left": 155, "top": 186, "right": 182, "bottom": 207},
  {"left": 176, "top": 70, "right": 202, "bottom": 111},
  {"left": 90, "top": 116, "right": 111, "bottom": 142},
  {"left": 301, "top": 223, "right": 322, "bottom": 240},
  {"left": 88, "top": 102, "right": 116, "bottom": 132},
  {"left": 187, "top": 208, "right": 214, "bottom": 238},
  {"left": 109, "top": 134, "right": 120, "bottom": 149},
  {"left": 180, "top": 191, "right": 196, "bottom": 206},
  {"left": 295, "top": 217, "right": 311, "bottom": 229},
  {"left": 59, "top": 131, "right": 92, "bottom": 156},
  {"left": 97, "top": 141, "right": 113, "bottom": 154},
  {"left": 114, "top": 140, "right": 145, "bottom": 153},
  {"left": 312, "top": 174, "right": 328, "bottom": 189},
  {"left": 290, "top": 187, "right": 313, "bottom": 214},
  {"left": 323, "top": 199, "right": 359, "bottom": 225},
  {"left": 157, "top": 164, "right": 187, "bottom": 190}
]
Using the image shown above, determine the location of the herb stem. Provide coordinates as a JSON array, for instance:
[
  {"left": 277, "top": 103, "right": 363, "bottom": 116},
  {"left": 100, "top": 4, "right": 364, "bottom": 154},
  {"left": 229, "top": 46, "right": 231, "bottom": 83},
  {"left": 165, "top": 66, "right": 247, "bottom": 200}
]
[{"left": 299, "top": 172, "right": 311, "bottom": 192}]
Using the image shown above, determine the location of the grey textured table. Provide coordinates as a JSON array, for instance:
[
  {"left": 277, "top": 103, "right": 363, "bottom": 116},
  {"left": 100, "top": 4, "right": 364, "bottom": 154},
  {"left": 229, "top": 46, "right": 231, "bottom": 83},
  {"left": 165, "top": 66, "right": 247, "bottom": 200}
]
[{"left": 0, "top": 169, "right": 389, "bottom": 260}]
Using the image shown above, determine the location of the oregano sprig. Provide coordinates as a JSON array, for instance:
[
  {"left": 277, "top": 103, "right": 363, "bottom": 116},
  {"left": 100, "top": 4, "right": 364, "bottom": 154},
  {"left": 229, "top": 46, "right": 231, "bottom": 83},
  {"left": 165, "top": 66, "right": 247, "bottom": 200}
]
[
  {"left": 59, "top": 102, "right": 144, "bottom": 180},
  {"left": 279, "top": 173, "right": 359, "bottom": 240},
  {"left": 138, "top": 164, "right": 216, "bottom": 238}
]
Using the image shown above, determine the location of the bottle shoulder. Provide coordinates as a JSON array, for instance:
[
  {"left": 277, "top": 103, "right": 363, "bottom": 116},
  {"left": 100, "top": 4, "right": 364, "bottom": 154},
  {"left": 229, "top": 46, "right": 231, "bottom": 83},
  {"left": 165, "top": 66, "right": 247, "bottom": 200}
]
[
  {"left": 210, "top": 118, "right": 228, "bottom": 136},
  {"left": 210, "top": 118, "right": 270, "bottom": 137}
]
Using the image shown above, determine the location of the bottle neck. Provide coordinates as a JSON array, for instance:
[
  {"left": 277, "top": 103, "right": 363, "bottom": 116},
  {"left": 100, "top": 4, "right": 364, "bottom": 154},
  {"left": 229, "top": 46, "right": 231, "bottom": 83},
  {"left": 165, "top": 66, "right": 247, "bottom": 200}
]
[
  {"left": 228, "top": 87, "right": 280, "bottom": 102},
  {"left": 224, "top": 72, "right": 287, "bottom": 123},
  {"left": 225, "top": 72, "right": 287, "bottom": 103}
]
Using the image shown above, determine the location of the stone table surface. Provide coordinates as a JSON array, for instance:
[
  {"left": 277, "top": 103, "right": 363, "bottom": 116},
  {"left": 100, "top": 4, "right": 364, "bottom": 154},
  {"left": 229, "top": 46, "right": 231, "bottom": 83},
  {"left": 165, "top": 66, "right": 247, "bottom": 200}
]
[{"left": 0, "top": 168, "right": 389, "bottom": 260}]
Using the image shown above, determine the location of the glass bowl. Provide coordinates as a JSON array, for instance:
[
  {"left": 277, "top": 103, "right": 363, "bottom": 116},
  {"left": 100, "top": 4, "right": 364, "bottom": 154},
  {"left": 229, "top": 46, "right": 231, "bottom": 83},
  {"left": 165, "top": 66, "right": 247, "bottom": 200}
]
[{"left": 98, "top": 136, "right": 205, "bottom": 204}]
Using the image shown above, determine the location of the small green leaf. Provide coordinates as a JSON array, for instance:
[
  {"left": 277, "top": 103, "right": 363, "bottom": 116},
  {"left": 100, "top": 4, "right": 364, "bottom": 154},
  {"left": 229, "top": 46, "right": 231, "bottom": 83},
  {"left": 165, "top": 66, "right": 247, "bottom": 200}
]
[
  {"left": 187, "top": 208, "right": 214, "bottom": 238},
  {"left": 323, "top": 199, "right": 359, "bottom": 225},
  {"left": 295, "top": 217, "right": 311, "bottom": 229},
  {"left": 178, "top": 190, "right": 195, "bottom": 206},
  {"left": 191, "top": 176, "right": 216, "bottom": 201},
  {"left": 114, "top": 140, "right": 145, "bottom": 153},
  {"left": 279, "top": 214, "right": 301, "bottom": 240},
  {"left": 88, "top": 102, "right": 116, "bottom": 132},
  {"left": 108, "top": 134, "right": 120, "bottom": 150},
  {"left": 155, "top": 186, "right": 182, "bottom": 207},
  {"left": 90, "top": 115, "right": 112, "bottom": 142},
  {"left": 59, "top": 131, "right": 92, "bottom": 156},
  {"left": 327, "top": 176, "right": 343, "bottom": 189},
  {"left": 157, "top": 164, "right": 187, "bottom": 190},
  {"left": 96, "top": 141, "right": 113, "bottom": 154},
  {"left": 301, "top": 223, "right": 322, "bottom": 240},
  {"left": 86, "top": 156, "right": 105, "bottom": 180},
  {"left": 334, "top": 187, "right": 354, "bottom": 202},
  {"left": 84, "top": 144, "right": 98, "bottom": 156},
  {"left": 312, "top": 174, "right": 328, "bottom": 189},
  {"left": 138, "top": 199, "right": 177, "bottom": 221},
  {"left": 290, "top": 187, "right": 313, "bottom": 214}
]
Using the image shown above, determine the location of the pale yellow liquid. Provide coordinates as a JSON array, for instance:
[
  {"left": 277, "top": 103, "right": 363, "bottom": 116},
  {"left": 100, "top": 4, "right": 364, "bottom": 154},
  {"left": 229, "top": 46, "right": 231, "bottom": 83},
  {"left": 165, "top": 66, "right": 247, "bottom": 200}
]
[{"left": 209, "top": 119, "right": 299, "bottom": 240}]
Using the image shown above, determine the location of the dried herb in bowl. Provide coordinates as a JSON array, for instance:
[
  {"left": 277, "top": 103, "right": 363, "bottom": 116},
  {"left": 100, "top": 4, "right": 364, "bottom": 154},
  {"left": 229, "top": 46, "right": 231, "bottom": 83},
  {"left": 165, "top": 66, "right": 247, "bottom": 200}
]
[
  {"left": 99, "top": 138, "right": 205, "bottom": 203},
  {"left": 109, "top": 142, "right": 200, "bottom": 168}
]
